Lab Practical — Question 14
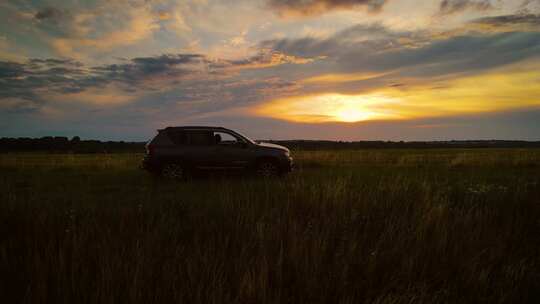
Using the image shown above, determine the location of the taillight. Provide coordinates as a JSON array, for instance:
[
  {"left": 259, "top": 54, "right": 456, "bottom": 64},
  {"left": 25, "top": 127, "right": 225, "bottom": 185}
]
[{"left": 146, "top": 144, "right": 155, "bottom": 155}]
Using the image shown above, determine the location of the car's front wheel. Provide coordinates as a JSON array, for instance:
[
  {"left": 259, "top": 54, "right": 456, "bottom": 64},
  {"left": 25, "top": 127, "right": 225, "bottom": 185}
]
[
  {"left": 161, "top": 163, "right": 185, "bottom": 180},
  {"left": 256, "top": 161, "right": 280, "bottom": 178}
]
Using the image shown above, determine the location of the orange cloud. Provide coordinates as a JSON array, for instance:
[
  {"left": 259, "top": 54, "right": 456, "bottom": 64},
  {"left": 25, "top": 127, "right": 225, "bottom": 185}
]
[
  {"left": 50, "top": 5, "right": 159, "bottom": 59},
  {"left": 44, "top": 84, "right": 137, "bottom": 107},
  {"left": 302, "top": 71, "right": 388, "bottom": 84}
]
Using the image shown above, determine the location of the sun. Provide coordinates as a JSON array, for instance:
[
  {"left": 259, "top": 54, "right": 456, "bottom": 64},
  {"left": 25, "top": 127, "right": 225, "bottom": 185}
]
[
  {"left": 255, "top": 93, "right": 401, "bottom": 123},
  {"left": 331, "top": 96, "right": 379, "bottom": 122},
  {"left": 334, "top": 106, "right": 374, "bottom": 122}
]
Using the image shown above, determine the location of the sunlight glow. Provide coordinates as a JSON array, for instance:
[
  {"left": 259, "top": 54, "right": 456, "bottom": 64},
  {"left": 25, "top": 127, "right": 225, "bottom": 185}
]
[
  {"left": 255, "top": 93, "right": 402, "bottom": 123},
  {"left": 255, "top": 65, "right": 540, "bottom": 124}
]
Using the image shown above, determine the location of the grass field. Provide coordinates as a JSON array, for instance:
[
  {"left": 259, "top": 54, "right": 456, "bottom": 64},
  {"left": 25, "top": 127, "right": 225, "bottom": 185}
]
[{"left": 1, "top": 149, "right": 540, "bottom": 303}]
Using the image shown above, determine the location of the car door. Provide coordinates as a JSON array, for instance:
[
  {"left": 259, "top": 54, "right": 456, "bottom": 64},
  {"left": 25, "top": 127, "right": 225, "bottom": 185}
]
[
  {"left": 212, "top": 131, "right": 252, "bottom": 169},
  {"left": 182, "top": 130, "right": 215, "bottom": 169}
]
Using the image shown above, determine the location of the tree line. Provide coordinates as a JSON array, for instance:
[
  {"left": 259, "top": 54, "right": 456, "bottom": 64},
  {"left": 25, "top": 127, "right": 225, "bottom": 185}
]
[
  {"left": 266, "top": 140, "right": 540, "bottom": 150},
  {"left": 0, "top": 137, "right": 144, "bottom": 153},
  {"left": 1, "top": 136, "right": 540, "bottom": 153}
]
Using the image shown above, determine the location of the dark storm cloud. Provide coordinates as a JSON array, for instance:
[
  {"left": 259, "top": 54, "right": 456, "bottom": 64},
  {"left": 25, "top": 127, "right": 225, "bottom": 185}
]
[
  {"left": 439, "top": 0, "right": 493, "bottom": 15},
  {"left": 267, "top": 0, "right": 388, "bottom": 16}
]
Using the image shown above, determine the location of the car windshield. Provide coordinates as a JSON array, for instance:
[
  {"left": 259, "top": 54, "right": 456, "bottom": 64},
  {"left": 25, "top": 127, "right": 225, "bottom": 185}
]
[{"left": 230, "top": 130, "right": 256, "bottom": 144}]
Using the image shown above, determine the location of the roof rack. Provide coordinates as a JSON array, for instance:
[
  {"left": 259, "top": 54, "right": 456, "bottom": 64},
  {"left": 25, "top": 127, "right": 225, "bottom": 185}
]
[{"left": 158, "top": 126, "right": 227, "bottom": 131}]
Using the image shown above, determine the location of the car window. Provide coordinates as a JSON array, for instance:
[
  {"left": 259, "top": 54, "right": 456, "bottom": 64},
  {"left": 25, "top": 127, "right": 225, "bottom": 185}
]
[
  {"left": 167, "top": 130, "right": 187, "bottom": 145},
  {"left": 150, "top": 131, "right": 174, "bottom": 145},
  {"left": 186, "top": 131, "right": 213, "bottom": 146},
  {"left": 213, "top": 131, "right": 242, "bottom": 146}
]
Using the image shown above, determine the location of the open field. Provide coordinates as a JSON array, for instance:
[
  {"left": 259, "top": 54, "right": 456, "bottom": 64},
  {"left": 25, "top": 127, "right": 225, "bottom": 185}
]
[{"left": 1, "top": 149, "right": 540, "bottom": 303}]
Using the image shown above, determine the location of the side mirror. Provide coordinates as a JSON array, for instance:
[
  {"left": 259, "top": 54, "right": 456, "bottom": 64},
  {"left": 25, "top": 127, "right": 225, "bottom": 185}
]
[{"left": 240, "top": 142, "right": 248, "bottom": 149}]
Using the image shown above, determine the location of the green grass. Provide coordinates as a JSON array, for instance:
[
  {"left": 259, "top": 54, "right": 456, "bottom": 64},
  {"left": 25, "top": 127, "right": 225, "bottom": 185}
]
[{"left": 1, "top": 149, "right": 539, "bottom": 303}]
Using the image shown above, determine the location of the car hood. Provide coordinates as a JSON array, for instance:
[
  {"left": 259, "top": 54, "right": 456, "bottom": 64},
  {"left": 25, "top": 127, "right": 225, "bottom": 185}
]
[{"left": 256, "top": 142, "right": 290, "bottom": 153}]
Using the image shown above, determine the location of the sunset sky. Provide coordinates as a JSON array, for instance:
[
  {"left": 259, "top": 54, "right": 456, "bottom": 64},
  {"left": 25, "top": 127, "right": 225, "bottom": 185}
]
[{"left": 1, "top": 0, "right": 540, "bottom": 141}]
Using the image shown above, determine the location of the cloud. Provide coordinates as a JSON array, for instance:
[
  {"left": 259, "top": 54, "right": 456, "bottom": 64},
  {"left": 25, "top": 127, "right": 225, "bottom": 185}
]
[
  {"left": 3, "top": 1, "right": 540, "bottom": 140},
  {"left": 0, "top": 1, "right": 162, "bottom": 60},
  {"left": 521, "top": 0, "right": 540, "bottom": 9},
  {"left": 0, "top": 97, "right": 42, "bottom": 113},
  {"left": 0, "top": 48, "right": 312, "bottom": 114},
  {"left": 95, "top": 54, "right": 206, "bottom": 85},
  {"left": 34, "top": 7, "right": 64, "bottom": 21},
  {"left": 469, "top": 13, "right": 540, "bottom": 31},
  {"left": 0, "top": 53, "right": 208, "bottom": 109},
  {"left": 217, "top": 49, "right": 317, "bottom": 70},
  {"left": 435, "top": 13, "right": 540, "bottom": 39},
  {"left": 5, "top": 16, "right": 539, "bottom": 118},
  {"left": 0, "top": 58, "right": 88, "bottom": 112},
  {"left": 267, "top": 0, "right": 388, "bottom": 16},
  {"left": 49, "top": 4, "right": 160, "bottom": 59},
  {"left": 339, "top": 32, "right": 540, "bottom": 76},
  {"left": 262, "top": 21, "right": 540, "bottom": 83},
  {"left": 46, "top": 85, "right": 137, "bottom": 107},
  {"left": 262, "top": 23, "right": 429, "bottom": 59},
  {"left": 438, "top": 0, "right": 494, "bottom": 15}
]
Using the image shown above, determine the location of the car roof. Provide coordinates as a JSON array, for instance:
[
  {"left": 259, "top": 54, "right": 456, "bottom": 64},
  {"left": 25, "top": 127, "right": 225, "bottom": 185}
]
[{"left": 159, "top": 126, "right": 227, "bottom": 131}]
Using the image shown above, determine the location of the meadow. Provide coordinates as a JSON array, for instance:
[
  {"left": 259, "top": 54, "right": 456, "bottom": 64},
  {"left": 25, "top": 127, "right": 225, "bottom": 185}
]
[{"left": 1, "top": 149, "right": 539, "bottom": 303}]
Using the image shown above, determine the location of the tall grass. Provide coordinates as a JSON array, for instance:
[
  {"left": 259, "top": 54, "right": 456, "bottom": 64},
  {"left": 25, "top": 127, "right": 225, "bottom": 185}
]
[{"left": 1, "top": 149, "right": 539, "bottom": 303}]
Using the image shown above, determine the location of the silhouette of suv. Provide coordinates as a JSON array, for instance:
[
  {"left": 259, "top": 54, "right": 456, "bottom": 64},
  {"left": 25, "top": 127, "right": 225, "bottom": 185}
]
[{"left": 142, "top": 126, "right": 293, "bottom": 179}]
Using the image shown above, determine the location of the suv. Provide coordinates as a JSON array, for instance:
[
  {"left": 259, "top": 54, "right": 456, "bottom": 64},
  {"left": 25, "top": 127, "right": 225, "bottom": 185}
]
[{"left": 141, "top": 126, "right": 293, "bottom": 179}]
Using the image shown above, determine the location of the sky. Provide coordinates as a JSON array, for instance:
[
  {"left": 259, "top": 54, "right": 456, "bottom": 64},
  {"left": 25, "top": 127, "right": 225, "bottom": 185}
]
[{"left": 1, "top": 0, "right": 540, "bottom": 141}]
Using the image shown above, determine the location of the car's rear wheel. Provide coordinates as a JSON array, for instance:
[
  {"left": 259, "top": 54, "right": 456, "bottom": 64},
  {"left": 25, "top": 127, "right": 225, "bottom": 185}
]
[
  {"left": 256, "top": 161, "right": 279, "bottom": 178},
  {"left": 161, "top": 163, "right": 185, "bottom": 180}
]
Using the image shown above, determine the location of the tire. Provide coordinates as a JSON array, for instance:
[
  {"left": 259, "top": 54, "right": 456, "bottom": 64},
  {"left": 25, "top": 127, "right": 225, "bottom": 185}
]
[
  {"left": 161, "top": 163, "right": 185, "bottom": 180},
  {"left": 256, "top": 161, "right": 279, "bottom": 178}
]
